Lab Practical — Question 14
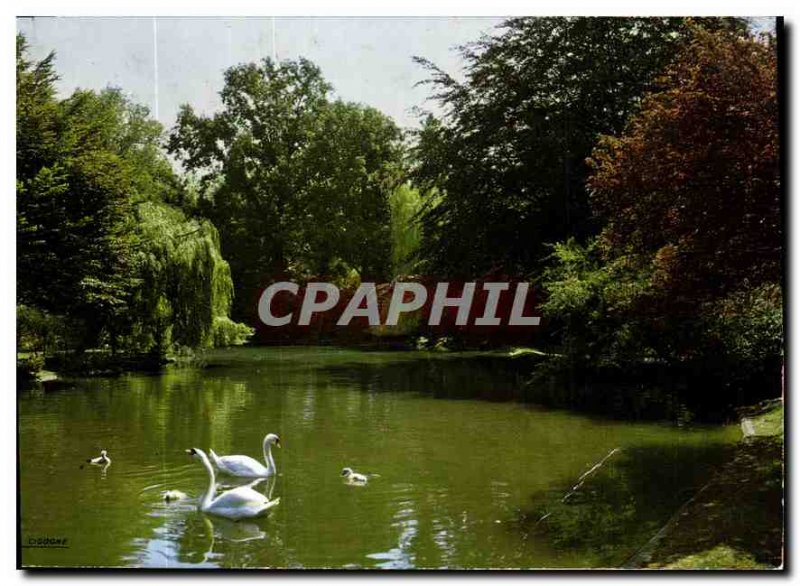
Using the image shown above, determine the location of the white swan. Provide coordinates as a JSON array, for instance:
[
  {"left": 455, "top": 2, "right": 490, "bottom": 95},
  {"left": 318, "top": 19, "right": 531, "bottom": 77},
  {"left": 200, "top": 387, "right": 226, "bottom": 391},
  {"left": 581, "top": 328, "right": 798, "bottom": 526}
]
[
  {"left": 209, "top": 433, "right": 281, "bottom": 478},
  {"left": 341, "top": 467, "right": 368, "bottom": 484},
  {"left": 86, "top": 450, "right": 111, "bottom": 465},
  {"left": 186, "top": 448, "right": 280, "bottom": 520}
]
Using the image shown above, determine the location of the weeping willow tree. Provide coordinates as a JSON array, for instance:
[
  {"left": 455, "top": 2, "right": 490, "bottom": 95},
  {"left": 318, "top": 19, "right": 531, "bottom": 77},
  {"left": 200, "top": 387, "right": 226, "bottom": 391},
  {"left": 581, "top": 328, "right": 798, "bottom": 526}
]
[
  {"left": 388, "top": 184, "right": 424, "bottom": 278},
  {"left": 17, "top": 36, "right": 251, "bottom": 364},
  {"left": 128, "top": 201, "right": 253, "bottom": 354}
]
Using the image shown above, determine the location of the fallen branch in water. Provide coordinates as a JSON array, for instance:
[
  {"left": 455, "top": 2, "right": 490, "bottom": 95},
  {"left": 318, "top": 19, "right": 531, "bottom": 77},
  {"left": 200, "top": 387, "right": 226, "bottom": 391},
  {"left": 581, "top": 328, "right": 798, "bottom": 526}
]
[
  {"left": 563, "top": 447, "right": 622, "bottom": 503},
  {"left": 534, "top": 446, "right": 622, "bottom": 526}
]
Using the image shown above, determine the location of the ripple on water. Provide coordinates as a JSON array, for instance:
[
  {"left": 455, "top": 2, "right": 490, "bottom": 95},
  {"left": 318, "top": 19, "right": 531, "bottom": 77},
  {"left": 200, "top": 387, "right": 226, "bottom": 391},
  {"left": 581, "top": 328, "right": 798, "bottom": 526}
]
[{"left": 19, "top": 348, "right": 741, "bottom": 569}]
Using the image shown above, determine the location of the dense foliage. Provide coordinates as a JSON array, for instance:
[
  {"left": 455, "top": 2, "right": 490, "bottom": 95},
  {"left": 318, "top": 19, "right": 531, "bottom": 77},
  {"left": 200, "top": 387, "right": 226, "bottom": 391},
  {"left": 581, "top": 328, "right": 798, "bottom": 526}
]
[
  {"left": 17, "top": 19, "right": 783, "bottom": 416},
  {"left": 388, "top": 183, "right": 424, "bottom": 277},
  {"left": 407, "top": 17, "right": 780, "bottom": 416},
  {"left": 17, "top": 35, "right": 250, "bottom": 360},
  {"left": 17, "top": 39, "right": 136, "bottom": 349},
  {"left": 411, "top": 17, "right": 748, "bottom": 278},
  {"left": 540, "top": 27, "right": 781, "bottom": 408},
  {"left": 168, "top": 58, "right": 404, "bottom": 320},
  {"left": 129, "top": 201, "right": 252, "bottom": 353},
  {"left": 589, "top": 29, "right": 780, "bottom": 305}
]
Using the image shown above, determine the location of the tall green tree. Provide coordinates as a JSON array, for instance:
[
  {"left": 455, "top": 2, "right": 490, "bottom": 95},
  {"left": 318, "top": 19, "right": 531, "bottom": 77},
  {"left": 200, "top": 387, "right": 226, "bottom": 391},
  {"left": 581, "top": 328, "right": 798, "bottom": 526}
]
[
  {"left": 412, "top": 17, "right": 747, "bottom": 278},
  {"left": 17, "top": 36, "right": 136, "bottom": 347},
  {"left": 168, "top": 58, "right": 403, "bottom": 320},
  {"left": 17, "top": 35, "right": 249, "bottom": 356},
  {"left": 169, "top": 59, "right": 400, "bottom": 317}
]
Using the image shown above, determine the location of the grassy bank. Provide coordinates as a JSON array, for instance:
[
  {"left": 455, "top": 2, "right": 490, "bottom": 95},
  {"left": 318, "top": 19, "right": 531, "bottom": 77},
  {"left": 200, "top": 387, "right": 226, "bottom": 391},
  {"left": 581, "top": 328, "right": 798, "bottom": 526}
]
[
  {"left": 640, "top": 400, "right": 784, "bottom": 569},
  {"left": 17, "top": 350, "right": 175, "bottom": 387}
]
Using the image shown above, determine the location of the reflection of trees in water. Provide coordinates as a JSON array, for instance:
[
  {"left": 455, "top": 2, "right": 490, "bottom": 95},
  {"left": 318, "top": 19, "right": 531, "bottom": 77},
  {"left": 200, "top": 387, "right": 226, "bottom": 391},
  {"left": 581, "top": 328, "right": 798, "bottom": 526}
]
[
  {"left": 320, "top": 356, "right": 524, "bottom": 402},
  {"left": 21, "top": 350, "right": 744, "bottom": 568},
  {"left": 60, "top": 370, "right": 260, "bottom": 461},
  {"left": 403, "top": 487, "right": 463, "bottom": 568},
  {"left": 367, "top": 512, "right": 418, "bottom": 569},
  {"left": 364, "top": 482, "right": 520, "bottom": 569},
  {"left": 131, "top": 370, "right": 257, "bottom": 454},
  {"left": 514, "top": 442, "right": 736, "bottom": 567},
  {"left": 361, "top": 484, "right": 445, "bottom": 569},
  {"left": 124, "top": 368, "right": 279, "bottom": 457}
]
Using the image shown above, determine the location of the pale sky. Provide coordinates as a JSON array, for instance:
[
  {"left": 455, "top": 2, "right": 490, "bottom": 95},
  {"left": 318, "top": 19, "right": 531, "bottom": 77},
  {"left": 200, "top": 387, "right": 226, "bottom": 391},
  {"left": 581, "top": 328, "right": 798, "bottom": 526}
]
[
  {"left": 17, "top": 17, "right": 505, "bottom": 131},
  {"left": 16, "top": 17, "right": 776, "bottom": 133}
]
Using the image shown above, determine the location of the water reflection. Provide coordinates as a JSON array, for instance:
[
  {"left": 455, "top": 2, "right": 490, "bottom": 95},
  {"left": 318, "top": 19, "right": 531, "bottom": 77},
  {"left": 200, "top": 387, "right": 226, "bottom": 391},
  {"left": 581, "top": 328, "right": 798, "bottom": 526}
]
[
  {"left": 516, "top": 442, "right": 736, "bottom": 567},
  {"left": 367, "top": 488, "right": 418, "bottom": 569},
  {"left": 18, "top": 348, "right": 741, "bottom": 569},
  {"left": 132, "top": 474, "right": 280, "bottom": 568},
  {"left": 320, "top": 355, "right": 524, "bottom": 402}
]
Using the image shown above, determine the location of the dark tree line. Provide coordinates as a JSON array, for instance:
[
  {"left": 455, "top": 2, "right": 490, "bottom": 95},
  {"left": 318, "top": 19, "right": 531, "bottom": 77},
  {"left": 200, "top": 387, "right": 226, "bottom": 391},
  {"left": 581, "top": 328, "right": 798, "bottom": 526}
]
[
  {"left": 411, "top": 17, "right": 748, "bottom": 277},
  {"left": 17, "top": 18, "right": 783, "bottom": 412},
  {"left": 410, "top": 17, "right": 781, "bottom": 413}
]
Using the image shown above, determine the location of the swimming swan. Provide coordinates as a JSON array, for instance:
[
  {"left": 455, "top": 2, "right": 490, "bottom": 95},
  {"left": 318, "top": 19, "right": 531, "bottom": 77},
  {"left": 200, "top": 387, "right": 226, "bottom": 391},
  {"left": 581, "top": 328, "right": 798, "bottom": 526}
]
[
  {"left": 341, "top": 467, "right": 368, "bottom": 484},
  {"left": 209, "top": 433, "right": 281, "bottom": 478},
  {"left": 186, "top": 448, "right": 280, "bottom": 520},
  {"left": 86, "top": 450, "right": 111, "bottom": 465},
  {"left": 162, "top": 490, "right": 188, "bottom": 502}
]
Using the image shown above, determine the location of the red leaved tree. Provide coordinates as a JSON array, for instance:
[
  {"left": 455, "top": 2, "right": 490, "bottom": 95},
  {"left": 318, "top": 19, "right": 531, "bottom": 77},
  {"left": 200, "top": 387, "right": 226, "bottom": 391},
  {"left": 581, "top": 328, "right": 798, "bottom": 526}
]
[{"left": 588, "top": 27, "right": 780, "bottom": 312}]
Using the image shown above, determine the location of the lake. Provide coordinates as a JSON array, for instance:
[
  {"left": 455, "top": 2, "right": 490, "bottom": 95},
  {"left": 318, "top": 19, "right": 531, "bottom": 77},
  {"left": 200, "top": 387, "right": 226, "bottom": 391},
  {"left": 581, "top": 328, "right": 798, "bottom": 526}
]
[{"left": 18, "top": 347, "right": 740, "bottom": 569}]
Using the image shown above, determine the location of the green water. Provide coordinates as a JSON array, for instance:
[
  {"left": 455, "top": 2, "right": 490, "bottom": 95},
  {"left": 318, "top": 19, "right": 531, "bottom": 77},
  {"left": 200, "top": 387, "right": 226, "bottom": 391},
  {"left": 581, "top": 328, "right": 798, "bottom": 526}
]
[{"left": 18, "top": 347, "right": 740, "bottom": 569}]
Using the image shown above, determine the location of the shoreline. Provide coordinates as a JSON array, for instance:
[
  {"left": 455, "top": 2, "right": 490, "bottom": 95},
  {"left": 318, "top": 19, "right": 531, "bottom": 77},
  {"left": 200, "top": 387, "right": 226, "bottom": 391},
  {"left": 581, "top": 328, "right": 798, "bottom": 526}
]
[{"left": 635, "top": 400, "right": 784, "bottom": 569}]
